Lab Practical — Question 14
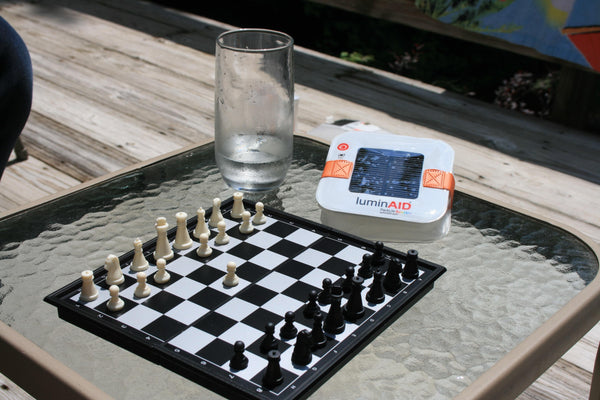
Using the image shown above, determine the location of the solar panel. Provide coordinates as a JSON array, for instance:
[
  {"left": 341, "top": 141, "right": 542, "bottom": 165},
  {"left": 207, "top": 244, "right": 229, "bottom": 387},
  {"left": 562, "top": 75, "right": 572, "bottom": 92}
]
[{"left": 348, "top": 148, "right": 424, "bottom": 199}]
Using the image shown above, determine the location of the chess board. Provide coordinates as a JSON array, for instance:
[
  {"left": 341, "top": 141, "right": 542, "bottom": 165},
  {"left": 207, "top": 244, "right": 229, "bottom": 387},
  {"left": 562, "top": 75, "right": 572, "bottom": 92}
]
[{"left": 45, "top": 196, "right": 446, "bottom": 400}]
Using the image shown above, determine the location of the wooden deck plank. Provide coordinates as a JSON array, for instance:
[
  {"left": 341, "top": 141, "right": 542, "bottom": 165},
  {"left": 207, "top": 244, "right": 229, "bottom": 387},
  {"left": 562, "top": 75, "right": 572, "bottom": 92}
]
[
  {"left": 563, "top": 324, "right": 600, "bottom": 373},
  {"left": 3, "top": 2, "right": 213, "bottom": 178},
  {"left": 11, "top": 8, "right": 215, "bottom": 130},
  {"left": 21, "top": 112, "right": 132, "bottom": 181},
  {"left": 0, "top": 1, "right": 598, "bottom": 399},
  {"left": 0, "top": 155, "right": 81, "bottom": 210},
  {"left": 0, "top": 372, "right": 35, "bottom": 400},
  {"left": 517, "top": 359, "right": 593, "bottom": 400}
]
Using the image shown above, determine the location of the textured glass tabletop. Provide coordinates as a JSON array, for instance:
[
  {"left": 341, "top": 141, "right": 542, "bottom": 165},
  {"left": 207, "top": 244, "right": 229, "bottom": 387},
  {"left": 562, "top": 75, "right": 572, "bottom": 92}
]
[{"left": 0, "top": 136, "right": 597, "bottom": 399}]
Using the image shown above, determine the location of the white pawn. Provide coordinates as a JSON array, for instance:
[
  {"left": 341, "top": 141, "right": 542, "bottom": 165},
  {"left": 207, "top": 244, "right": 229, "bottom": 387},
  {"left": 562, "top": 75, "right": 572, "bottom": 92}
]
[
  {"left": 239, "top": 211, "right": 254, "bottom": 234},
  {"left": 154, "top": 258, "right": 171, "bottom": 284},
  {"left": 154, "top": 217, "right": 174, "bottom": 261},
  {"left": 79, "top": 270, "right": 99, "bottom": 302},
  {"left": 231, "top": 192, "right": 245, "bottom": 219},
  {"left": 208, "top": 198, "right": 224, "bottom": 228},
  {"left": 105, "top": 254, "right": 125, "bottom": 286},
  {"left": 131, "top": 238, "right": 149, "bottom": 272},
  {"left": 193, "top": 208, "right": 210, "bottom": 239},
  {"left": 223, "top": 261, "right": 239, "bottom": 287},
  {"left": 134, "top": 272, "right": 151, "bottom": 298},
  {"left": 196, "top": 233, "right": 213, "bottom": 257},
  {"left": 214, "top": 220, "right": 230, "bottom": 245},
  {"left": 173, "top": 212, "right": 193, "bottom": 250},
  {"left": 252, "top": 202, "right": 267, "bottom": 225},
  {"left": 106, "top": 285, "right": 124, "bottom": 312}
]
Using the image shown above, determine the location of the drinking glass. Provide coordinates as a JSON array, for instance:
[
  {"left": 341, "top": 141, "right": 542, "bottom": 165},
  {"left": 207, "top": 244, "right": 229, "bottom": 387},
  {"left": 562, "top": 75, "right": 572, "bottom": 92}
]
[{"left": 214, "top": 29, "right": 294, "bottom": 192}]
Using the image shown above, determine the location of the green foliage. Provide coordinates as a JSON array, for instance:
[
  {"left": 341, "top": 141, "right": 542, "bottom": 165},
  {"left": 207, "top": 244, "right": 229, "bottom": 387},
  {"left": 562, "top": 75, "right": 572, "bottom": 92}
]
[
  {"left": 494, "top": 71, "right": 557, "bottom": 117},
  {"left": 340, "top": 51, "right": 375, "bottom": 64}
]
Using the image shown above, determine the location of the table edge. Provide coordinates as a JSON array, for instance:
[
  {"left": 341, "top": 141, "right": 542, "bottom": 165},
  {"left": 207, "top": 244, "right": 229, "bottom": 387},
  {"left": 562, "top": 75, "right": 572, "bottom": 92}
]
[{"left": 0, "top": 321, "right": 114, "bottom": 400}]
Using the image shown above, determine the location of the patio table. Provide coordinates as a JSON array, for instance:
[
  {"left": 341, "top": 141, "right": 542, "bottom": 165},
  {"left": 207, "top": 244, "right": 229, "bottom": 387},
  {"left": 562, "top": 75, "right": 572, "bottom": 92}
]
[{"left": 0, "top": 135, "right": 598, "bottom": 400}]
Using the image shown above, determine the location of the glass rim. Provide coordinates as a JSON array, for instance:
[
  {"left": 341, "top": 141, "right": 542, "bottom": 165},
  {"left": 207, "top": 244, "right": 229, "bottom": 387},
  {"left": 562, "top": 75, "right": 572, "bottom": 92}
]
[{"left": 216, "top": 28, "right": 294, "bottom": 53}]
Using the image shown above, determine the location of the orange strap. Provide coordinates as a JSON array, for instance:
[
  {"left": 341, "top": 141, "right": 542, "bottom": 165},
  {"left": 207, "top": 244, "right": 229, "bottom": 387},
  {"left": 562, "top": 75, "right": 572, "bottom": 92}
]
[
  {"left": 423, "top": 169, "right": 455, "bottom": 191},
  {"left": 321, "top": 160, "right": 354, "bottom": 179}
]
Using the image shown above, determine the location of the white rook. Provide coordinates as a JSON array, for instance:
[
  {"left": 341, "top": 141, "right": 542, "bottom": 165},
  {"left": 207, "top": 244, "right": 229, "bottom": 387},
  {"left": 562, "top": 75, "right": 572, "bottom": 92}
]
[{"left": 79, "top": 270, "right": 99, "bottom": 302}]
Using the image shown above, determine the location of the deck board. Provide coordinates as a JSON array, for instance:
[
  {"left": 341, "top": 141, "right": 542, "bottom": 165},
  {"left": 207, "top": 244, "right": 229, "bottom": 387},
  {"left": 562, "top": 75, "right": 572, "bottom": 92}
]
[{"left": 0, "top": 0, "right": 598, "bottom": 399}]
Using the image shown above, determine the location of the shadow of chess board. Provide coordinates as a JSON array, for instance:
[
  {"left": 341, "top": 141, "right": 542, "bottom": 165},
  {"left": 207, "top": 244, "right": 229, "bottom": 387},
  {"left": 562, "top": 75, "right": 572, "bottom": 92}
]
[{"left": 45, "top": 196, "right": 446, "bottom": 399}]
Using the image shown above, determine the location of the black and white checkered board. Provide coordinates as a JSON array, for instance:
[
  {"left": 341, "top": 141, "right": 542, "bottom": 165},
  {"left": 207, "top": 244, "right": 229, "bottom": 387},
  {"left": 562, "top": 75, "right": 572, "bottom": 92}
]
[{"left": 45, "top": 196, "right": 446, "bottom": 400}]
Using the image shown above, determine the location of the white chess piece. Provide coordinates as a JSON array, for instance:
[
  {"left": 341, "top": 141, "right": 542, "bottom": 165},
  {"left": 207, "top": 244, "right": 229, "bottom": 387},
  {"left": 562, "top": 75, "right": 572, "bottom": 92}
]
[
  {"left": 105, "top": 254, "right": 125, "bottom": 286},
  {"left": 196, "top": 233, "right": 213, "bottom": 257},
  {"left": 79, "top": 270, "right": 99, "bottom": 302},
  {"left": 239, "top": 211, "right": 254, "bottom": 234},
  {"left": 131, "top": 238, "right": 149, "bottom": 272},
  {"left": 231, "top": 192, "right": 245, "bottom": 219},
  {"left": 173, "top": 212, "right": 193, "bottom": 250},
  {"left": 208, "top": 198, "right": 224, "bottom": 228},
  {"left": 134, "top": 272, "right": 151, "bottom": 298},
  {"left": 106, "top": 285, "right": 124, "bottom": 312},
  {"left": 153, "top": 258, "right": 170, "bottom": 284},
  {"left": 214, "top": 220, "right": 230, "bottom": 245},
  {"left": 154, "top": 217, "right": 174, "bottom": 261},
  {"left": 193, "top": 208, "right": 210, "bottom": 239},
  {"left": 222, "top": 261, "right": 239, "bottom": 287},
  {"left": 252, "top": 202, "right": 267, "bottom": 225}
]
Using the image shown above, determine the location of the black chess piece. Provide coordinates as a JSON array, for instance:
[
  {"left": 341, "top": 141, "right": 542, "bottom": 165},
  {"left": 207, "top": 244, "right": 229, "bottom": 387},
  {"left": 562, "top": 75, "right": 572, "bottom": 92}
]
[
  {"left": 311, "top": 311, "right": 327, "bottom": 349},
  {"left": 303, "top": 289, "right": 320, "bottom": 319},
  {"left": 343, "top": 276, "right": 365, "bottom": 322},
  {"left": 279, "top": 311, "right": 298, "bottom": 340},
  {"left": 371, "top": 241, "right": 386, "bottom": 269},
  {"left": 342, "top": 266, "right": 355, "bottom": 294},
  {"left": 366, "top": 269, "right": 386, "bottom": 304},
  {"left": 262, "top": 350, "right": 284, "bottom": 389},
  {"left": 229, "top": 340, "right": 248, "bottom": 370},
  {"left": 357, "top": 253, "right": 373, "bottom": 279},
  {"left": 318, "top": 278, "right": 332, "bottom": 304},
  {"left": 383, "top": 257, "right": 403, "bottom": 293},
  {"left": 323, "top": 285, "right": 345, "bottom": 335},
  {"left": 402, "top": 249, "right": 420, "bottom": 280},
  {"left": 291, "top": 330, "right": 313, "bottom": 366},
  {"left": 260, "top": 322, "right": 279, "bottom": 354}
]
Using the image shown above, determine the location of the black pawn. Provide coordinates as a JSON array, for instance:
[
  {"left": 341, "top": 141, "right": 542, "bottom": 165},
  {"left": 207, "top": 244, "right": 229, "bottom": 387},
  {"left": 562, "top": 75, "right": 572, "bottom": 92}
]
[
  {"left": 343, "top": 276, "right": 365, "bottom": 322},
  {"left": 402, "top": 249, "right": 420, "bottom": 280},
  {"left": 342, "top": 266, "right": 355, "bottom": 294},
  {"left": 279, "top": 311, "right": 298, "bottom": 340},
  {"left": 260, "top": 322, "right": 279, "bottom": 354},
  {"left": 229, "top": 340, "right": 248, "bottom": 370},
  {"left": 262, "top": 350, "right": 284, "bottom": 389},
  {"left": 357, "top": 253, "right": 373, "bottom": 279},
  {"left": 291, "top": 330, "right": 313, "bottom": 366},
  {"left": 318, "top": 278, "right": 332, "bottom": 304},
  {"left": 372, "top": 241, "right": 386, "bottom": 269},
  {"left": 323, "top": 285, "right": 345, "bottom": 334},
  {"left": 366, "top": 269, "right": 386, "bottom": 304},
  {"left": 311, "top": 312, "right": 327, "bottom": 349},
  {"left": 303, "top": 289, "right": 320, "bottom": 319},
  {"left": 383, "top": 257, "right": 403, "bottom": 293}
]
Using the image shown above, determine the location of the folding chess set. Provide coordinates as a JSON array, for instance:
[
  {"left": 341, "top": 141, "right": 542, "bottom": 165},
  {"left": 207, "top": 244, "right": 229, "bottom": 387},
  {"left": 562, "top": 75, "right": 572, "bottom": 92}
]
[{"left": 45, "top": 193, "right": 446, "bottom": 400}]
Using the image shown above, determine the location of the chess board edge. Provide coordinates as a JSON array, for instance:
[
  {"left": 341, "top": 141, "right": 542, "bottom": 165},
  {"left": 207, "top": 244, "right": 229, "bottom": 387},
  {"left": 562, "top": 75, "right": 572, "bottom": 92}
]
[{"left": 44, "top": 196, "right": 447, "bottom": 400}]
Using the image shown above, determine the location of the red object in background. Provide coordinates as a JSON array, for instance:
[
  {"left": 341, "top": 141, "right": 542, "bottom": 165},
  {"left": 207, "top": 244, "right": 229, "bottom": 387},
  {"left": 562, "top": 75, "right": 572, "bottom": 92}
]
[
  {"left": 565, "top": 30, "right": 600, "bottom": 72},
  {"left": 562, "top": 0, "right": 600, "bottom": 73}
]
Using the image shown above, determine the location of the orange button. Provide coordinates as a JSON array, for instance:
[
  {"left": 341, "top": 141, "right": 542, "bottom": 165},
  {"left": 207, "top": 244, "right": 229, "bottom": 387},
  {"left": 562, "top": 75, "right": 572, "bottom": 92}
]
[{"left": 321, "top": 160, "right": 354, "bottom": 179}]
